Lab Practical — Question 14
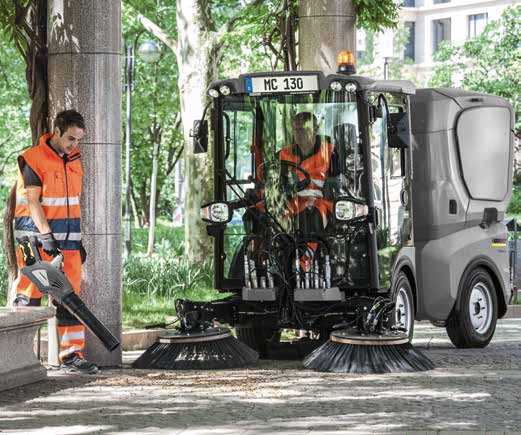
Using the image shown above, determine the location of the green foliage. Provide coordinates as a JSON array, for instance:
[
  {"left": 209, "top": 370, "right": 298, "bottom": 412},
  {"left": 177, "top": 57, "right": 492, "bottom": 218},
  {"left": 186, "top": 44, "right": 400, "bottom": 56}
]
[
  {"left": 0, "top": 228, "right": 6, "bottom": 306},
  {"left": 122, "top": 221, "right": 224, "bottom": 328},
  {"left": 0, "top": 23, "right": 32, "bottom": 206},
  {"left": 122, "top": 3, "right": 182, "bottom": 224},
  {"left": 123, "top": 255, "right": 214, "bottom": 299},
  {"left": 353, "top": 0, "right": 400, "bottom": 32},
  {"left": 508, "top": 186, "right": 521, "bottom": 215},
  {"left": 430, "top": 6, "right": 521, "bottom": 130}
]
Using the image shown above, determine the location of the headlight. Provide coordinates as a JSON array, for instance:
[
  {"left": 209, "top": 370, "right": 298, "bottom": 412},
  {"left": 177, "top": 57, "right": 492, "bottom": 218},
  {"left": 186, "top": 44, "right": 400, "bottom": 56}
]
[
  {"left": 219, "top": 85, "right": 231, "bottom": 96},
  {"left": 200, "top": 202, "right": 231, "bottom": 223},
  {"left": 329, "top": 81, "right": 342, "bottom": 91},
  {"left": 208, "top": 88, "right": 220, "bottom": 98},
  {"left": 334, "top": 200, "right": 355, "bottom": 221},
  {"left": 345, "top": 82, "right": 357, "bottom": 93}
]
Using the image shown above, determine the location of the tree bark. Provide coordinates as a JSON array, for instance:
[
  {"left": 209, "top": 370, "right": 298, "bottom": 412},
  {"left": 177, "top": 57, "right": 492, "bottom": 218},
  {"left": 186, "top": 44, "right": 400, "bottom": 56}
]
[
  {"left": 4, "top": 0, "right": 49, "bottom": 302},
  {"left": 4, "top": 185, "right": 17, "bottom": 304},
  {"left": 299, "top": 0, "right": 356, "bottom": 73},
  {"left": 135, "top": 0, "right": 263, "bottom": 262},
  {"left": 129, "top": 179, "right": 142, "bottom": 228},
  {"left": 176, "top": 0, "right": 219, "bottom": 262},
  {"left": 139, "top": 180, "right": 150, "bottom": 226},
  {"left": 147, "top": 125, "right": 162, "bottom": 256}
]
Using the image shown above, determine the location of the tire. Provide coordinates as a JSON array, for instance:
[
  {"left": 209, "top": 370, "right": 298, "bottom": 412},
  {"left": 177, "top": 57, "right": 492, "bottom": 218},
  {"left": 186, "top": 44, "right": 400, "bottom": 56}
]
[
  {"left": 446, "top": 267, "right": 498, "bottom": 348},
  {"left": 392, "top": 272, "right": 415, "bottom": 341},
  {"left": 235, "top": 326, "right": 280, "bottom": 358}
]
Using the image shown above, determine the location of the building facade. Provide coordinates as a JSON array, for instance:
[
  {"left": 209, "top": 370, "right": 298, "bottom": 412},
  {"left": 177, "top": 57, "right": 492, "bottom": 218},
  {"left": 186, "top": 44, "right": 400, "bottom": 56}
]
[{"left": 358, "top": 0, "right": 519, "bottom": 85}]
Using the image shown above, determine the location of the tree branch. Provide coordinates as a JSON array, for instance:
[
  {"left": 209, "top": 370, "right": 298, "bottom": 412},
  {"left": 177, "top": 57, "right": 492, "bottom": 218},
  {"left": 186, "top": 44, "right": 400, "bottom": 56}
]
[
  {"left": 216, "top": 0, "right": 264, "bottom": 44},
  {"left": 132, "top": 8, "right": 178, "bottom": 55}
]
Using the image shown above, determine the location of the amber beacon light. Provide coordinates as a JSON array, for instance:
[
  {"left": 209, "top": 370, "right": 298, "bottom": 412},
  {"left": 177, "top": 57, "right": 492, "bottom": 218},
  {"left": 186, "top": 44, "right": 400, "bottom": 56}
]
[{"left": 337, "top": 51, "right": 356, "bottom": 75}]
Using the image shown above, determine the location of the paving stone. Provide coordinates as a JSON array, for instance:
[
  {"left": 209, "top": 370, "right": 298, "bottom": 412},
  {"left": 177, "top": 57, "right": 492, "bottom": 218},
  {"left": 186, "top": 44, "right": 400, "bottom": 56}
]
[{"left": 1, "top": 320, "right": 521, "bottom": 433}]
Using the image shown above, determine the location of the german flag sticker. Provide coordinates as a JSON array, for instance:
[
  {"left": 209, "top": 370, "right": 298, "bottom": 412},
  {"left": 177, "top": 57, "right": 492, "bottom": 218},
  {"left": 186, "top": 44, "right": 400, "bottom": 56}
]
[{"left": 491, "top": 238, "right": 507, "bottom": 247}]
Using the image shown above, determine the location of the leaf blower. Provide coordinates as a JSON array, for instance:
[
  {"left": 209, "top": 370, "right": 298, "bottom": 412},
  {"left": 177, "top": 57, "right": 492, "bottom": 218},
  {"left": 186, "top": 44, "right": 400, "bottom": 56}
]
[{"left": 17, "top": 236, "right": 120, "bottom": 352}]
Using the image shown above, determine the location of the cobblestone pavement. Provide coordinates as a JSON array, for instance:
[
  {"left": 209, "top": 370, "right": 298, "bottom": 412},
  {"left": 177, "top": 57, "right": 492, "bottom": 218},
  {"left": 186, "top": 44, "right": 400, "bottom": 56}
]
[{"left": 1, "top": 320, "right": 521, "bottom": 435}]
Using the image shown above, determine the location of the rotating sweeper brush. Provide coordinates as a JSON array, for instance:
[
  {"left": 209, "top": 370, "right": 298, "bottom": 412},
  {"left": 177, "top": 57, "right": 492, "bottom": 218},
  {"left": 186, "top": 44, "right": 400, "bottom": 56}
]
[
  {"left": 303, "top": 297, "right": 434, "bottom": 373},
  {"left": 132, "top": 300, "right": 259, "bottom": 370}
]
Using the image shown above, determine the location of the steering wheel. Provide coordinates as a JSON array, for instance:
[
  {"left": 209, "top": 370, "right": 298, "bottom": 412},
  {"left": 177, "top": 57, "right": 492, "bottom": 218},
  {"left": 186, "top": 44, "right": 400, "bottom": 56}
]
[{"left": 279, "top": 160, "right": 312, "bottom": 194}]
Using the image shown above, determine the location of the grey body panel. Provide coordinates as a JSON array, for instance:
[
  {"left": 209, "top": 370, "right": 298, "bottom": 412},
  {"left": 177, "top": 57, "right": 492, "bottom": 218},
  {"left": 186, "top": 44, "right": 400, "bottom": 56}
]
[
  {"left": 406, "top": 88, "right": 514, "bottom": 321},
  {"left": 414, "top": 223, "right": 510, "bottom": 321},
  {"left": 410, "top": 88, "right": 514, "bottom": 241}
]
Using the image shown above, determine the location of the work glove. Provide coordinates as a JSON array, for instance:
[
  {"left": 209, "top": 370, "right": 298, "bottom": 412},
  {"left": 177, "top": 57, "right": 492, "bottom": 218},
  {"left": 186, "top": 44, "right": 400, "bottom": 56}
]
[
  {"left": 40, "top": 232, "right": 59, "bottom": 257},
  {"left": 324, "top": 178, "right": 340, "bottom": 201}
]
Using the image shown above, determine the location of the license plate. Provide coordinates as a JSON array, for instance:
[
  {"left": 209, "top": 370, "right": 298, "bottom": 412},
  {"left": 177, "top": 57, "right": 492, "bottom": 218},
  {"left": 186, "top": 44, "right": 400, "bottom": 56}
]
[{"left": 245, "top": 75, "right": 319, "bottom": 94}]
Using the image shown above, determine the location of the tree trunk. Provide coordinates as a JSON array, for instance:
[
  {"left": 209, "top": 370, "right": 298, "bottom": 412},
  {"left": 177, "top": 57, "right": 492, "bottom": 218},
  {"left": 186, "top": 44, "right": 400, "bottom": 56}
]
[
  {"left": 299, "top": 0, "right": 356, "bottom": 74},
  {"left": 147, "top": 138, "right": 161, "bottom": 256},
  {"left": 4, "top": 185, "right": 18, "bottom": 304},
  {"left": 3, "top": 0, "right": 49, "bottom": 302},
  {"left": 139, "top": 181, "right": 150, "bottom": 226},
  {"left": 129, "top": 180, "right": 142, "bottom": 228},
  {"left": 176, "top": 0, "right": 218, "bottom": 262}
]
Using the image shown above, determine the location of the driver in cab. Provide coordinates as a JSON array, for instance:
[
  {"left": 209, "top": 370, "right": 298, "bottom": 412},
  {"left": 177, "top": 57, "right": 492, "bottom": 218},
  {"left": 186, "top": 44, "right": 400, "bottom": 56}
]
[{"left": 279, "top": 112, "right": 339, "bottom": 232}]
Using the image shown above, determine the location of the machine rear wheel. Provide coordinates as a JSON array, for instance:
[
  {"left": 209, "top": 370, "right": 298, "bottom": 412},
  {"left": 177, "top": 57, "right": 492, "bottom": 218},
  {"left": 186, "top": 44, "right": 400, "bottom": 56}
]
[
  {"left": 235, "top": 326, "right": 280, "bottom": 358},
  {"left": 446, "top": 267, "right": 498, "bottom": 348}
]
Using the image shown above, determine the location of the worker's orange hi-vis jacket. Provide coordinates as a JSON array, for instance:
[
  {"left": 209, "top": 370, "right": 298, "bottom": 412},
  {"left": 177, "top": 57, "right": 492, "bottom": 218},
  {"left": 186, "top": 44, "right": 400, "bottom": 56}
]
[
  {"left": 14, "top": 133, "right": 86, "bottom": 359},
  {"left": 14, "top": 133, "right": 83, "bottom": 252}
]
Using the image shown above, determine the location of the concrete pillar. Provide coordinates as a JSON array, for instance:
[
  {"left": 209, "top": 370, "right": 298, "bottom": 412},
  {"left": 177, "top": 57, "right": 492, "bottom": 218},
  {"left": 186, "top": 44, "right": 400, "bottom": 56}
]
[
  {"left": 47, "top": 0, "right": 122, "bottom": 367},
  {"left": 299, "top": 0, "right": 356, "bottom": 73}
]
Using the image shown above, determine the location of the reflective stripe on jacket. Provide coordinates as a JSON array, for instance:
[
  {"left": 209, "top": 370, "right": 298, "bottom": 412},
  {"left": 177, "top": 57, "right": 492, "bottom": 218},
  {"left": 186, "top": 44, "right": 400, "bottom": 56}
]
[
  {"left": 15, "top": 133, "right": 83, "bottom": 250},
  {"left": 279, "top": 142, "right": 334, "bottom": 228}
]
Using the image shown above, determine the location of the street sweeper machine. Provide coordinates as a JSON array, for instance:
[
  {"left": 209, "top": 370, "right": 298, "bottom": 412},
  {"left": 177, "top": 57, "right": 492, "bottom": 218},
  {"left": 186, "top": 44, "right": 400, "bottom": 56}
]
[{"left": 134, "top": 52, "right": 515, "bottom": 373}]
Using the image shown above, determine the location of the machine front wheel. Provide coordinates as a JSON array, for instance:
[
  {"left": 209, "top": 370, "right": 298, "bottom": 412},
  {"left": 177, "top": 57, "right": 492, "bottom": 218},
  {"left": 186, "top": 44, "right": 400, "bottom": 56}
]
[
  {"left": 446, "top": 267, "right": 498, "bottom": 348},
  {"left": 392, "top": 272, "right": 415, "bottom": 341},
  {"left": 235, "top": 326, "right": 280, "bottom": 358}
]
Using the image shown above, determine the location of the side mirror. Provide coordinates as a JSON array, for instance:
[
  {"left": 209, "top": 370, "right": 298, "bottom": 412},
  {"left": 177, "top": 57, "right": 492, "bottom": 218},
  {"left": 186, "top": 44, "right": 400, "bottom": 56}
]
[
  {"left": 191, "top": 120, "right": 208, "bottom": 154},
  {"left": 479, "top": 207, "right": 499, "bottom": 229},
  {"left": 388, "top": 112, "right": 410, "bottom": 149}
]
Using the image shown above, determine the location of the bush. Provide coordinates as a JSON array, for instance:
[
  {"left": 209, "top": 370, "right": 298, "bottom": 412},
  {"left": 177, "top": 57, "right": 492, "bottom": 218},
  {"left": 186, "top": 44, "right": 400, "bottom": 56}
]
[
  {"left": 508, "top": 186, "right": 521, "bottom": 215},
  {"left": 123, "top": 254, "right": 216, "bottom": 300}
]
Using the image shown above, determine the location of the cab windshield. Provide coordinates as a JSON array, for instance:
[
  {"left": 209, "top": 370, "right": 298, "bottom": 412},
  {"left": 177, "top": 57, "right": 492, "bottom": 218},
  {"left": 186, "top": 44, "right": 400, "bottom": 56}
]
[
  {"left": 218, "top": 90, "right": 369, "bottom": 283},
  {"left": 220, "top": 90, "right": 363, "bottom": 233}
]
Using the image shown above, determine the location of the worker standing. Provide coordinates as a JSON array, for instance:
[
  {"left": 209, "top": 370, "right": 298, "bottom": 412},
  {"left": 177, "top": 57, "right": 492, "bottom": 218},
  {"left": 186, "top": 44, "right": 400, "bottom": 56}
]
[{"left": 12, "top": 110, "right": 98, "bottom": 374}]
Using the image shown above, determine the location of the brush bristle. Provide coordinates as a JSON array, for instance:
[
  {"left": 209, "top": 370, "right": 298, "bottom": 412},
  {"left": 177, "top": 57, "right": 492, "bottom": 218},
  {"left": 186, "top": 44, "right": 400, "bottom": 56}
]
[
  {"left": 132, "top": 335, "right": 259, "bottom": 370},
  {"left": 303, "top": 340, "right": 435, "bottom": 373}
]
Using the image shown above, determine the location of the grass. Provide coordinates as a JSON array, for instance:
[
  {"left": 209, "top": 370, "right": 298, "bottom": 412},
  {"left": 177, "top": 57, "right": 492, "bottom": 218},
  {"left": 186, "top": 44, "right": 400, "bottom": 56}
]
[{"left": 121, "top": 218, "right": 223, "bottom": 329}]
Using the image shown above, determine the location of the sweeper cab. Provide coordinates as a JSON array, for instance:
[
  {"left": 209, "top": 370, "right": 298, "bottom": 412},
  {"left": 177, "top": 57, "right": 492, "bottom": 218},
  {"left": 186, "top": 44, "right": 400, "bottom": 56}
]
[{"left": 142, "top": 52, "right": 514, "bottom": 370}]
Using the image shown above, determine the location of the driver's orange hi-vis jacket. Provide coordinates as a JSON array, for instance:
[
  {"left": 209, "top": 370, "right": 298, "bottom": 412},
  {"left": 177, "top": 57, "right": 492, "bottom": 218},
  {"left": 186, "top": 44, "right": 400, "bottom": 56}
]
[{"left": 279, "top": 141, "right": 334, "bottom": 228}]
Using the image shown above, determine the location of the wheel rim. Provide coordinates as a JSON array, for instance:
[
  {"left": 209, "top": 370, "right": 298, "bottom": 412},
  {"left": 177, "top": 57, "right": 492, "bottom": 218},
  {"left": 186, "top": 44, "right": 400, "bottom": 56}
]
[
  {"left": 469, "top": 282, "right": 493, "bottom": 334},
  {"left": 395, "top": 286, "right": 412, "bottom": 334}
]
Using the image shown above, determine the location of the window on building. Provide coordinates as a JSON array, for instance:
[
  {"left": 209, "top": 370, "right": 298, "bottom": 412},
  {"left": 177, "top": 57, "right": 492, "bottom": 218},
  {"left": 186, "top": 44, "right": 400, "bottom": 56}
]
[
  {"left": 404, "top": 22, "right": 415, "bottom": 61},
  {"left": 403, "top": 0, "right": 415, "bottom": 6},
  {"left": 432, "top": 18, "right": 451, "bottom": 53},
  {"left": 356, "top": 29, "right": 366, "bottom": 61},
  {"left": 468, "top": 13, "right": 488, "bottom": 38},
  {"left": 433, "top": 0, "right": 450, "bottom": 4}
]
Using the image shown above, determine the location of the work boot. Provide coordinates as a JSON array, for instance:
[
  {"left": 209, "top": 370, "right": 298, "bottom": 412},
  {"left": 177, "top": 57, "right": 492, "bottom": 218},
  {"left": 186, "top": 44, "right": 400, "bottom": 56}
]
[{"left": 60, "top": 353, "right": 99, "bottom": 374}]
